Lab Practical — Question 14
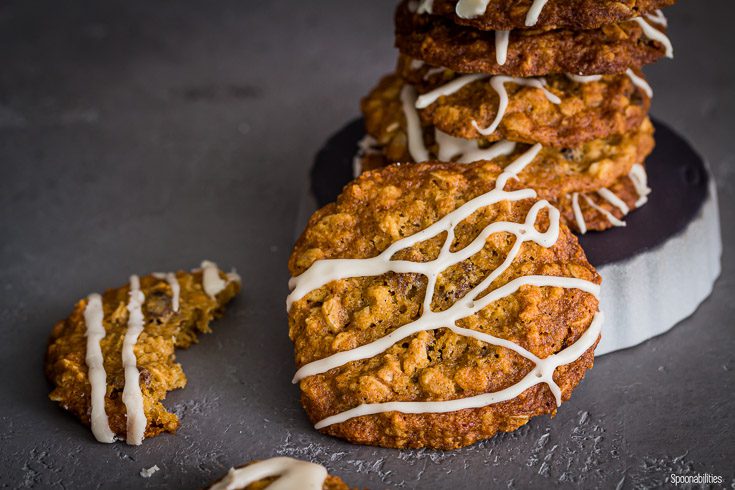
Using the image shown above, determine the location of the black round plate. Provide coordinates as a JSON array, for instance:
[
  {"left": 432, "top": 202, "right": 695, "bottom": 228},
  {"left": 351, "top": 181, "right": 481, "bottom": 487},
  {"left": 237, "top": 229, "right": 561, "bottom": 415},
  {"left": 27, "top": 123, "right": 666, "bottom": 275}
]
[{"left": 310, "top": 118, "right": 709, "bottom": 266}]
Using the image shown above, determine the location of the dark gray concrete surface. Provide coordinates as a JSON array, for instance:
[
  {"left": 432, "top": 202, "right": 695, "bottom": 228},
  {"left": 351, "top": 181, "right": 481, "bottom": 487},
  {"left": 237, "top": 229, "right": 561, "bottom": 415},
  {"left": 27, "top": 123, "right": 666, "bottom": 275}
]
[{"left": 0, "top": 1, "right": 732, "bottom": 488}]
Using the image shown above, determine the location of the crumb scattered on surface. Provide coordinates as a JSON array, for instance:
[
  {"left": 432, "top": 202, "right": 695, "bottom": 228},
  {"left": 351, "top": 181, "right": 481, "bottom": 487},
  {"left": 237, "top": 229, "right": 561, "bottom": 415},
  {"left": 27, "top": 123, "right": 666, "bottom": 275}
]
[{"left": 140, "top": 465, "right": 160, "bottom": 478}]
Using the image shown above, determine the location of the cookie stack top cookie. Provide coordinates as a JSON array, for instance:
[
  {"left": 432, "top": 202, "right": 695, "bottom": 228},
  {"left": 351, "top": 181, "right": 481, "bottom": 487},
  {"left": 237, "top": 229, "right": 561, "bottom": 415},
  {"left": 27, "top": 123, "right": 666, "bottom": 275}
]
[
  {"left": 395, "top": 0, "right": 673, "bottom": 76},
  {"left": 358, "top": 0, "right": 675, "bottom": 233}
]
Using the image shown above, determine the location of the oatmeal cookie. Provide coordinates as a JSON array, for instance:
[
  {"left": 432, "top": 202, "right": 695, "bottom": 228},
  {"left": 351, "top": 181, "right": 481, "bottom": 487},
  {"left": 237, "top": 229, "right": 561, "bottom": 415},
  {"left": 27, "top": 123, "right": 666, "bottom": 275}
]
[
  {"left": 372, "top": 68, "right": 650, "bottom": 147},
  {"left": 45, "top": 261, "right": 240, "bottom": 444},
  {"left": 360, "top": 77, "right": 655, "bottom": 194},
  {"left": 395, "top": 0, "right": 670, "bottom": 76},
  {"left": 288, "top": 160, "right": 602, "bottom": 449}
]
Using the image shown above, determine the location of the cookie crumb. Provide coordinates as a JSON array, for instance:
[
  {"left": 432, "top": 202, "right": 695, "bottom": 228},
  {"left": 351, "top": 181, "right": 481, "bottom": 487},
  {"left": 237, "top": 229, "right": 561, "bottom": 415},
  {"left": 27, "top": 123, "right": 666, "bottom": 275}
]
[{"left": 140, "top": 465, "right": 160, "bottom": 478}]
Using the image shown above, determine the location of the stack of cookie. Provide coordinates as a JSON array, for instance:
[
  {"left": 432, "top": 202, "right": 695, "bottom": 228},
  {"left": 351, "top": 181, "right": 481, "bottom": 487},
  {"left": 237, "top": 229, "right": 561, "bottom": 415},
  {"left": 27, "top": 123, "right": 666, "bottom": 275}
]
[{"left": 357, "top": 0, "right": 675, "bottom": 233}]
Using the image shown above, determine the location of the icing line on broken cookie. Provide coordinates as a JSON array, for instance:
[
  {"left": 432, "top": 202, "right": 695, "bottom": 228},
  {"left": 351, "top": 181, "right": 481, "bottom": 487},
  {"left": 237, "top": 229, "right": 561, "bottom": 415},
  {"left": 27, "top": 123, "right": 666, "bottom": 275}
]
[
  {"left": 416, "top": 74, "right": 488, "bottom": 109},
  {"left": 435, "top": 130, "right": 516, "bottom": 163},
  {"left": 401, "top": 85, "right": 430, "bottom": 162},
  {"left": 121, "top": 275, "right": 146, "bottom": 445},
  {"left": 525, "top": 0, "right": 549, "bottom": 26},
  {"left": 314, "top": 312, "right": 602, "bottom": 429},
  {"left": 495, "top": 30, "right": 510, "bottom": 65},
  {"left": 583, "top": 194, "right": 626, "bottom": 228},
  {"left": 153, "top": 272, "right": 181, "bottom": 312},
  {"left": 83, "top": 294, "right": 116, "bottom": 443},
  {"left": 454, "top": 0, "right": 549, "bottom": 26}
]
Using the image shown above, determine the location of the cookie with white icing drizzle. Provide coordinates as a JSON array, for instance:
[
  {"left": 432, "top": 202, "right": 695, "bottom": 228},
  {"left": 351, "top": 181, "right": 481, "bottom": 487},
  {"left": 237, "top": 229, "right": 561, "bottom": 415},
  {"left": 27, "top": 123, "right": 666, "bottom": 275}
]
[
  {"left": 359, "top": 75, "right": 653, "bottom": 217},
  {"left": 372, "top": 67, "right": 651, "bottom": 147},
  {"left": 423, "top": 0, "right": 675, "bottom": 31},
  {"left": 288, "top": 155, "right": 602, "bottom": 449},
  {"left": 207, "top": 457, "right": 355, "bottom": 490},
  {"left": 561, "top": 163, "right": 651, "bottom": 234},
  {"left": 395, "top": 0, "right": 672, "bottom": 77},
  {"left": 45, "top": 261, "right": 240, "bottom": 444}
]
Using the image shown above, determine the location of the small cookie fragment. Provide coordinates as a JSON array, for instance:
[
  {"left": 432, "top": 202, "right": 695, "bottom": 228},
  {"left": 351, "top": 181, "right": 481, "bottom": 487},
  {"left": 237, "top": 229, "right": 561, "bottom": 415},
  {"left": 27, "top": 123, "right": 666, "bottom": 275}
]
[
  {"left": 45, "top": 261, "right": 240, "bottom": 444},
  {"left": 207, "top": 457, "right": 355, "bottom": 490}
]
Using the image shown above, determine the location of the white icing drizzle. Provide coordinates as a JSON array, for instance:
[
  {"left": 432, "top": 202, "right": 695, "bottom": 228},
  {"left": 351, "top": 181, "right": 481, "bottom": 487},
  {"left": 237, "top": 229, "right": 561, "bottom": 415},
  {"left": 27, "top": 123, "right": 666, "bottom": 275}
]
[
  {"left": 525, "top": 0, "right": 549, "bottom": 26},
  {"left": 166, "top": 273, "right": 180, "bottom": 312},
  {"left": 435, "top": 130, "right": 516, "bottom": 163},
  {"left": 571, "top": 166, "right": 652, "bottom": 235},
  {"left": 415, "top": 74, "right": 488, "bottom": 109},
  {"left": 597, "top": 188, "right": 630, "bottom": 215},
  {"left": 153, "top": 272, "right": 181, "bottom": 312},
  {"left": 567, "top": 70, "right": 653, "bottom": 98},
  {"left": 629, "top": 163, "right": 652, "bottom": 207},
  {"left": 208, "top": 457, "right": 328, "bottom": 490},
  {"left": 315, "top": 312, "right": 603, "bottom": 429},
  {"left": 456, "top": 0, "right": 548, "bottom": 26},
  {"left": 633, "top": 17, "right": 673, "bottom": 58},
  {"left": 122, "top": 275, "right": 146, "bottom": 446},
  {"left": 495, "top": 30, "right": 510, "bottom": 65},
  {"left": 472, "top": 76, "right": 561, "bottom": 136},
  {"left": 625, "top": 68, "right": 653, "bottom": 98},
  {"left": 455, "top": 0, "right": 491, "bottom": 19},
  {"left": 423, "top": 67, "right": 446, "bottom": 80},
  {"left": 83, "top": 294, "right": 116, "bottom": 444},
  {"left": 582, "top": 194, "right": 626, "bottom": 228},
  {"left": 571, "top": 193, "right": 587, "bottom": 235},
  {"left": 202, "top": 260, "right": 228, "bottom": 298},
  {"left": 565, "top": 73, "right": 603, "bottom": 83},
  {"left": 200, "top": 260, "right": 241, "bottom": 298},
  {"left": 417, "top": 0, "right": 434, "bottom": 14},
  {"left": 352, "top": 135, "right": 380, "bottom": 178},
  {"left": 287, "top": 145, "right": 603, "bottom": 429},
  {"left": 409, "top": 58, "right": 425, "bottom": 71},
  {"left": 153, "top": 272, "right": 182, "bottom": 311},
  {"left": 645, "top": 8, "right": 668, "bottom": 27},
  {"left": 400, "top": 85, "right": 430, "bottom": 162}
]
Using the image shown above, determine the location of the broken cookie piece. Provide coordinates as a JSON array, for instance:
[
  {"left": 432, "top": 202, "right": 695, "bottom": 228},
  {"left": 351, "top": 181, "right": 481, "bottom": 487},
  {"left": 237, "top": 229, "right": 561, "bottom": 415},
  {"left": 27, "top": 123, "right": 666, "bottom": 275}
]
[
  {"left": 45, "top": 260, "right": 240, "bottom": 444},
  {"left": 207, "top": 457, "right": 356, "bottom": 490}
]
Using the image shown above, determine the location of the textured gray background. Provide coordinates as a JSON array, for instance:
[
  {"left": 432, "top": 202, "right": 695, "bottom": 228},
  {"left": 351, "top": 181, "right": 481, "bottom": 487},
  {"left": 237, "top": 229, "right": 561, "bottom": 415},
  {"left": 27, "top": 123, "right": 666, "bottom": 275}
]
[{"left": 1, "top": 1, "right": 733, "bottom": 489}]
